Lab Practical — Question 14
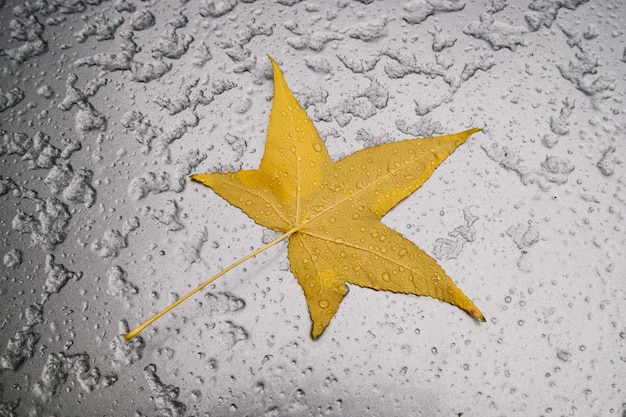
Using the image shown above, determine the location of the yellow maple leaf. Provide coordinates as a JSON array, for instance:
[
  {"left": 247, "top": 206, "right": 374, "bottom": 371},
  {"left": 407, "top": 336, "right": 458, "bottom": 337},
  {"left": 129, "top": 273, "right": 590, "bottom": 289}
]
[{"left": 126, "top": 56, "right": 484, "bottom": 341}]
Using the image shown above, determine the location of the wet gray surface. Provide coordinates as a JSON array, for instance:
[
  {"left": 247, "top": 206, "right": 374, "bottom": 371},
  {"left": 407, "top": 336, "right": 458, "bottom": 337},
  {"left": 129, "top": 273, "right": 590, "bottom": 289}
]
[{"left": 0, "top": 0, "right": 624, "bottom": 415}]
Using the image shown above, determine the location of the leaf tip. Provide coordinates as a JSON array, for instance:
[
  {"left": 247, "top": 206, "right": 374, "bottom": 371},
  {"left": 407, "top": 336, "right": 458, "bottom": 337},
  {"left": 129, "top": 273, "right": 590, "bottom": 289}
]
[
  {"left": 310, "top": 321, "right": 328, "bottom": 340},
  {"left": 190, "top": 173, "right": 212, "bottom": 186},
  {"left": 464, "top": 127, "right": 482, "bottom": 139},
  {"left": 469, "top": 307, "right": 486, "bottom": 322},
  {"left": 267, "top": 55, "right": 281, "bottom": 74}
]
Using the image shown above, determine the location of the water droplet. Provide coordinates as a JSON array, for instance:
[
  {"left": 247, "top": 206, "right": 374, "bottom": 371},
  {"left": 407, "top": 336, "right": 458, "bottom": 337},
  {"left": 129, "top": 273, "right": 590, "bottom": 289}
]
[
  {"left": 382, "top": 272, "right": 390, "bottom": 282},
  {"left": 556, "top": 349, "right": 572, "bottom": 361},
  {"left": 318, "top": 299, "right": 329, "bottom": 308},
  {"left": 313, "top": 143, "right": 322, "bottom": 152}
]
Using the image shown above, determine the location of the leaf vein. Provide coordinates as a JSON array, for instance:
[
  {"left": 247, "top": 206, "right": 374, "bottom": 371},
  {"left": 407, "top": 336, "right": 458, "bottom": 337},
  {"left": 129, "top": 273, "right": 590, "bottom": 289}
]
[
  {"left": 227, "top": 180, "right": 292, "bottom": 226},
  {"left": 301, "top": 230, "right": 432, "bottom": 289}
]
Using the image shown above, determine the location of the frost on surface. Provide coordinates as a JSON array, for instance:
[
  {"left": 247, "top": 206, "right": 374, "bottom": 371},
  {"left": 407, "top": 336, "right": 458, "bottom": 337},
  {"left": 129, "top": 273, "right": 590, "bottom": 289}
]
[
  {"left": 596, "top": 147, "right": 619, "bottom": 176},
  {"left": 557, "top": 51, "right": 616, "bottom": 108},
  {"left": 199, "top": 0, "right": 238, "bottom": 18},
  {"left": 312, "top": 78, "right": 389, "bottom": 126},
  {"left": 154, "top": 78, "right": 214, "bottom": 115},
  {"left": 131, "top": 59, "right": 172, "bottom": 83},
  {"left": 12, "top": 197, "right": 71, "bottom": 250},
  {"left": 0, "top": 130, "right": 66, "bottom": 170},
  {"left": 43, "top": 254, "right": 82, "bottom": 300},
  {"left": 507, "top": 221, "right": 540, "bottom": 250},
  {"left": 0, "top": 87, "right": 25, "bottom": 112},
  {"left": 58, "top": 74, "right": 107, "bottom": 132},
  {"left": 91, "top": 217, "right": 140, "bottom": 258},
  {"left": 145, "top": 199, "right": 184, "bottom": 232},
  {"left": 220, "top": 320, "right": 249, "bottom": 347},
  {"left": 549, "top": 98, "right": 575, "bottom": 136},
  {"left": 3, "top": 14, "right": 47, "bottom": 62},
  {"left": 304, "top": 55, "right": 332, "bottom": 74},
  {"left": 130, "top": 10, "right": 155, "bottom": 31},
  {"left": 33, "top": 352, "right": 117, "bottom": 402},
  {"left": 525, "top": 0, "right": 590, "bottom": 31},
  {"left": 225, "top": 133, "right": 248, "bottom": 160},
  {"left": 122, "top": 110, "right": 201, "bottom": 157},
  {"left": 143, "top": 364, "right": 187, "bottom": 417},
  {"left": 337, "top": 53, "right": 380, "bottom": 73},
  {"left": 177, "top": 226, "right": 209, "bottom": 267},
  {"left": 402, "top": 0, "right": 466, "bottom": 25},
  {"left": 430, "top": 25, "right": 457, "bottom": 52},
  {"left": 347, "top": 18, "right": 388, "bottom": 42},
  {"left": 481, "top": 142, "right": 575, "bottom": 191},
  {"left": 152, "top": 28, "right": 194, "bottom": 60},
  {"left": 0, "top": 303, "right": 43, "bottom": 372},
  {"left": 0, "top": 400, "right": 19, "bottom": 416},
  {"left": 110, "top": 320, "right": 144, "bottom": 367},
  {"left": 460, "top": 54, "right": 496, "bottom": 81},
  {"left": 106, "top": 265, "right": 138, "bottom": 297},
  {"left": 3, "top": 249, "right": 23, "bottom": 268},
  {"left": 284, "top": 20, "right": 343, "bottom": 51},
  {"left": 45, "top": 162, "right": 96, "bottom": 207},
  {"left": 294, "top": 85, "right": 328, "bottom": 109},
  {"left": 204, "top": 291, "right": 246, "bottom": 315},
  {"left": 74, "top": 31, "right": 139, "bottom": 71},
  {"left": 121, "top": 110, "right": 160, "bottom": 152},
  {"left": 433, "top": 207, "right": 479, "bottom": 261},
  {"left": 0, "top": 176, "right": 18, "bottom": 196},
  {"left": 127, "top": 149, "right": 206, "bottom": 200},
  {"left": 395, "top": 116, "right": 443, "bottom": 137},
  {"left": 463, "top": 13, "right": 527, "bottom": 50},
  {"left": 225, "top": 17, "right": 274, "bottom": 48},
  {"left": 1, "top": 252, "right": 84, "bottom": 374},
  {"left": 192, "top": 40, "right": 213, "bottom": 66},
  {"left": 74, "top": 12, "right": 124, "bottom": 43},
  {"left": 381, "top": 48, "right": 452, "bottom": 80},
  {"left": 507, "top": 221, "right": 540, "bottom": 272},
  {"left": 354, "top": 128, "right": 393, "bottom": 147}
]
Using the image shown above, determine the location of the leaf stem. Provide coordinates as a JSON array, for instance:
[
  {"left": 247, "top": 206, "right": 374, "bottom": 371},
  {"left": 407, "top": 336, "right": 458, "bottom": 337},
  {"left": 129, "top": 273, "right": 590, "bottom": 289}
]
[{"left": 125, "top": 226, "right": 300, "bottom": 341}]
